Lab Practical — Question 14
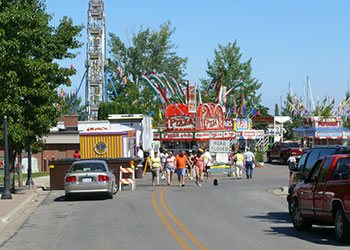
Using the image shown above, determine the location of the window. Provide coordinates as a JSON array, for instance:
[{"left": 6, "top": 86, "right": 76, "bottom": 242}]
[
  {"left": 318, "top": 156, "right": 332, "bottom": 183},
  {"left": 297, "top": 152, "right": 308, "bottom": 171},
  {"left": 309, "top": 159, "right": 323, "bottom": 181},
  {"left": 305, "top": 149, "right": 321, "bottom": 174},
  {"left": 334, "top": 158, "right": 350, "bottom": 173},
  {"left": 70, "top": 163, "right": 107, "bottom": 173}
]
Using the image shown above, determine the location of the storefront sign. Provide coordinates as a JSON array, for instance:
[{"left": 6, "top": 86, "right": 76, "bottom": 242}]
[
  {"left": 209, "top": 140, "right": 230, "bottom": 153},
  {"left": 224, "top": 131, "right": 236, "bottom": 138},
  {"left": 162, "top": 132, "right": 193, "bottom": 139},
  {"left": 195, "top": 132, "right": 210, "bottom": 139},
  {"left": 210, "top": 131, "right": 224, "bottom": 139},
  {"left": 316, "top": 132, "right": 342, "bottom": 138},
  {"left": 167, "top": 116, "right": 195, "bottom": 130},
  {"left": 202, "top": 117, "right": 221, "bottom": 129},
  {"left": 188, "top": 85, "right": 196, "bottom": 113},
  {"left": 224, "top": 119, "right": 234, "bottom": 130},
  {"left": 86, "top": 127, "right": 109, "bottom": 131},
  {"left": 316, "top": 117, "right": 339, "bottom": 127},
  {"left": 235, "top": 118, "right": 252, "bottom": 131}
]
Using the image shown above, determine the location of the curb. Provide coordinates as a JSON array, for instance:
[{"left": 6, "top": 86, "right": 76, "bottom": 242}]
[{"left": 1, "top": 189, "right": 42, "bottom": 223}]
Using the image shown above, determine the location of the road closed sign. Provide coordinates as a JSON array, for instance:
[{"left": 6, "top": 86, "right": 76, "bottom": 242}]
[{"left": 209, "top": 140, "right": 230, "bottom": 153}]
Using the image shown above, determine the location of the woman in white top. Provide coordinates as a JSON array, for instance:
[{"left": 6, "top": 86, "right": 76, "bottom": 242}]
[{"left": 164, "top": 151, "right": 176, "bottom": 185}]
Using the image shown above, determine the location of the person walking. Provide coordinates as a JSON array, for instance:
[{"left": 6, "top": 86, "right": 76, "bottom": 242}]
[
  {"left": 73, "top": 150, "right": 80, "bottom": 159},
  {"left": 175, "top": 150, "right": 189, "bottom": 187},
  {"left": 150, "top": 152, "right": 161, "bottom": 186},
  {"left": 159, "top": 148, "right": 167, "bottom": 181},
  {"left": 287, "top": 153, "right": 297, "bottom": 176},
  {"left": 203, "top": 148, "right": 212, "bottom": 181},
  {"left": 164, "top": 151, "right": 176, "bottom": 185},
  {"left": 194, "top": 151, "right": 205, "bottom": 186},
  {"left": 244, "top": 148, "right": 255, "bottom": 179},
  {"left": 234, "top": 150, "right": 245, "bottom": 179}
]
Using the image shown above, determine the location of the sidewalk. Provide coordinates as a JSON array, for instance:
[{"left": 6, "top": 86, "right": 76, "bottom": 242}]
[{"left": 0, "top": 175, "right": 50, "bottom": 223}]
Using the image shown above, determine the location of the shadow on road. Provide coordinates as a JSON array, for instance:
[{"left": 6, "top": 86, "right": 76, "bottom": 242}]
[
  {"left": 54, "top": 194, "right": 110, "bottom": 202},
  {"left": 249, "top": 212, "right": 350, "bottom": 246}
]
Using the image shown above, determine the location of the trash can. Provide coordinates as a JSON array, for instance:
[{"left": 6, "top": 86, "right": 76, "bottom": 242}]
[{"left": 135, "top": 164, "right": 143, "bottom": 178}]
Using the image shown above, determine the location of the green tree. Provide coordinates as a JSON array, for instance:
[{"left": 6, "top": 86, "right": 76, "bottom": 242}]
[
  {"left": 61, "top": 92, "right": 86, "bottom": 120},
  {"left": 281, "top": 94, "right": 303, "bottom": 140},
  {"left": 0, "top": 0, "right": 82, "bottom": 171},
  {"left": 200, "top": 41, "right": 264, "bottom": 116},
  {"left": 105, "top": 22, "right": 187, "bottom": 124}
]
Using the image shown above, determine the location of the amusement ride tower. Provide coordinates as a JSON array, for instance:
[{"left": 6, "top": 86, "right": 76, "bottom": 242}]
[{"left": 85, "top": 0, "right": 106, "bottom": 120}]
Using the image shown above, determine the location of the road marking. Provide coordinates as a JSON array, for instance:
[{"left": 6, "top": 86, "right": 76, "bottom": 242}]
[
  {"left": 151, "top": 189, "right": 191, "bottom": 250},
  {"left": 159, "top": 189, "right": 207, "bottom": 250}
]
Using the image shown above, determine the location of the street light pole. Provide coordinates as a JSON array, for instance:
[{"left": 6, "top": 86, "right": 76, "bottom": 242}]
[
  {"left": 25, "top": 147, "right": 34, "bottom": 187},
  {"left": 1, "top": 115, "right": 12, "bottom": 199}
]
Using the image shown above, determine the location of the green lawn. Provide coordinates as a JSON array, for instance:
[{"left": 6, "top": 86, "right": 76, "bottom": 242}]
[{"left": 0, "top": 172, "right": 49, "bottom": 184}]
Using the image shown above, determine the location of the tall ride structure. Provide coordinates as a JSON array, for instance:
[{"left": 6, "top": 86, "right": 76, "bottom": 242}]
[{"left": 86, "top": 0, "right": 106, "bottom": 120}]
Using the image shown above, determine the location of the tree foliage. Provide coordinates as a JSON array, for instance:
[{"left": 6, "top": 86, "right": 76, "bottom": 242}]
[
  {"left": 281, "top": 94, "right": 303, "bottom": 140},
  {"left": 103, "top": 22, "right": 187, "bottom": 123},
  {"left": 60, "top": 92, "right": 85, "bottom": 120},
  {"left": 0, "top": 0, "right": 82, "bottom": 165},
  {"left": 200, "top": 41, "right": 265, "bottom": 116}
]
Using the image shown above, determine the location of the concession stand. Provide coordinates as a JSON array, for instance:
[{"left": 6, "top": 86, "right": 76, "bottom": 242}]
[
  {"left": 293, "top": 116, "right": 350, "bottom": 147},
  {"left": 154, "top": 102, "right": 264, "bottom": 154}
]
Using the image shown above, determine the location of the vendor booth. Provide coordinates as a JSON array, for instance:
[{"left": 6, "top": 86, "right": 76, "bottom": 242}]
[
  {"left": 154, "top": 103, "right": 264, "bottom": 154},
  {"left": 293, "top": 116, "right": 350, "bottom": 147}
]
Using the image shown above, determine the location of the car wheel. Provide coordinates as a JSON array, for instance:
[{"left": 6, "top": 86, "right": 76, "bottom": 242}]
[
  {"left": 335, "top": 209, "right": 350, "bottom": 243},
  {"left": 292, "top": 202, "right": 313, "bottom": 231},
  {"left": 288, "top": 197, "right": 293, "bottom": 215},
  {"left": 113, "top": 183, "right": 118, "bottom": 194}
]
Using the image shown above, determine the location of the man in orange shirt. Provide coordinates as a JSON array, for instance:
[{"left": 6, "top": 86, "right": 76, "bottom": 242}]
[{"left": 175, "top": 150, "right": 189, "bottom": 187}]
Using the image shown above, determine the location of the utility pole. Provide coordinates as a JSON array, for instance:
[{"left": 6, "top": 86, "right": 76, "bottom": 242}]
[
  {"left": 1, "top": 116, "right": 12, "bottom": 199},
  {"left": 25, "top": 147, "right": 34, "bottom": 188}
]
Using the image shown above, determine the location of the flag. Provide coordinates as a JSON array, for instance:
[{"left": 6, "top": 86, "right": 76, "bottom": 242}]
[
  {"left": 60, "top": 88, "right": 66, "bottom": 97},
  {"left": 226, "top": 107, "right": 231, "bottom": 118},
  {"left": 240, "top": 94, "right": 246, "bottom": 116},
  {"left": 159, "top": 109, "right": 163, "bottom": 120},
  {"left": 233, "top": 95, "right": 237, "bottom": 116},
  {"left": 70, "top": 64, "right": 76, "bottom": 71},
  {"left": 251, "top": 107, "right": 257, "bottom": 116},
  {"left": 117, "top": 65, "right": 124, "bottom": 77},
  {"left": 256, "top": 109, "right": 261, "bottom": 116},
  {"left": 198, "top": 88, "right": 202, "bottom": 104},
  {"left": 122, "top": 76, "right": 127, "bottom": 85},
  {"left": 186, "top": 81, "right": 190, "bottom": 104}
]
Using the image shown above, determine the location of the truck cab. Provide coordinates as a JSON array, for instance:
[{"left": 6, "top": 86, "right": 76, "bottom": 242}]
[{"left": 291, "top": 154, "right": 350, "bottom": 242}]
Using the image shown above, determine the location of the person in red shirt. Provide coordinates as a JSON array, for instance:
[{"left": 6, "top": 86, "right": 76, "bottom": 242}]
[
  {"left": 175, "top": 150, "right": 189, "bottom": 187},
  {"left": 73, "top": 150, "right": 81, "bottom": 159}
]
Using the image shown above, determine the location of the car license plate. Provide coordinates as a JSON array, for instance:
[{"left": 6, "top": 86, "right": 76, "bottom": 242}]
[{"left": 82, "top": 178, "right": 92, "bottom": 183}]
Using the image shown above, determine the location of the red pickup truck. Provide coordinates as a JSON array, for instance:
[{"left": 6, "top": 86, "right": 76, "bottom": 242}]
[
  {"left": 291, "top": 154, "right": 350, "bottom": 242},
  {"left": 267, "top": 141, "right": 304, "bottom": 164}
]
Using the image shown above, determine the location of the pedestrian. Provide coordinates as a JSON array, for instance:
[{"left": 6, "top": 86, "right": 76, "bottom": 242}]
[
  {"left": 187, "top": 150, "right": 194, "bottom": 180},
  {"left": 189, "top": 150, "right": 196, "bottom": 180},
  {"left": 234, "top": 150, "right": 245, "bottom": 179},
  {"left": 73, "top": 150, "right": 80, "bottom": 159},
  {"left": 287, "top": 153, "right": 297, "bottom": 176},
  {"left": 137, "top": 146, "right": 144, "bottom": 166},
  {"left": 243, "top": 148, "right": 255, "bottom": 179},
  {"left": 159, "top": 148, "right": 167, "bottom": 181},
  {"left": 203, "top": 148, "right": 212, "bottom": 181},
  {"left": 194, "top": 151, "right": 205, "bottom": 186},
  {"left": 175, "top": 150, "right": 190, "bottom": 187},
  {"left": 150, "top": 152, "right": 161, "bottom": 186},
  {"left": 164, "top": 151, "right": 176, "bottom": 185}
]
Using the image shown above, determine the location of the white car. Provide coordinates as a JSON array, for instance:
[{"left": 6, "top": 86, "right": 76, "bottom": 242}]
[{"left": 64, "top": 160, "right": 117, "bottom": 200}]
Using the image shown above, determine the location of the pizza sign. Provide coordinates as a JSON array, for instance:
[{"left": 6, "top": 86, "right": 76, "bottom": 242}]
[{"left": 167, "top": 116, "right": 195, "bottom": 130}]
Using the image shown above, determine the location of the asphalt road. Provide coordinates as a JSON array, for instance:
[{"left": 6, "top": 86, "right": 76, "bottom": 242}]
[{"left": 1, "top": 163, "right": 349, "bottom": 250}]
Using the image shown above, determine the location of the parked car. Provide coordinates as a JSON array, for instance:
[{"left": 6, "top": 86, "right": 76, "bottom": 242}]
[
  {"left": 266, "top": 141, "right": 304, "bottom": 164},
  {"left": 64, "top": 159, "right": 117, "bottom": 200},
  {"left": 287, "top": 145, "right": 350, "bottom": 214},
  {"left": 291, "top": 154, "right": 350, "bottom": 242}
]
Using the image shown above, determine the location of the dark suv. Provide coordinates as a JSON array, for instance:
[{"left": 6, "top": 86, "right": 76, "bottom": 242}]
[{"left": 287, "top": 145, "right": 350, "bottom": 214}]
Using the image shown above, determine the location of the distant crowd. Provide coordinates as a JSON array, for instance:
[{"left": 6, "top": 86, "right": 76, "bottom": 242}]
[{"left": 137, "top": 146, "right": 259, "bottom": 187}]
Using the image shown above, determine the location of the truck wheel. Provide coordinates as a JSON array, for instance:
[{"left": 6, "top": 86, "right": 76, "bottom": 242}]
[
  {"left": 288, "top": 197, "right": 293, "bottom": 215},
  {"left": 335, "top": 209, "right": 350, "bottom": 243},
  {"left": 292, "top": 202, "right": 313, "bottom": 231},
  {"left": 267, "top": 155, "right": 272, "bottom": 163}
]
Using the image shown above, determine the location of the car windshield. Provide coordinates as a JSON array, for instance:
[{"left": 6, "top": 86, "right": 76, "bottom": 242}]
[
  {"left": 70, "top": 163, "right": 107, "bottom": 173},
  {"left": 289, "top": 142, "right": 300, "bottom": 147}
]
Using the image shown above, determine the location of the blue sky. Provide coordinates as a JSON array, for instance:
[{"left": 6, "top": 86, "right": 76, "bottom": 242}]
[{"left": 46, "top": 0, "right": 350, "bottom": 113}]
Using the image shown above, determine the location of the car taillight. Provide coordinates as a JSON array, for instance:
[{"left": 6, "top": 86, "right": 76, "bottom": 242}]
[
  {"left": 98, "top": 175, "right": 110, "bottom": 182},
  {"left": 65, "top": 176, "right": 76, "bottom": 182}
]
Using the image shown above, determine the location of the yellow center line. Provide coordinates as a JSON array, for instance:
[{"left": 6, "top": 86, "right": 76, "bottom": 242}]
[
  {"left": 159, "top": 189, "right": 207, "bottom": 250},
  {"left": 152, "top": 189, "right": 191, "bottom": 250}
]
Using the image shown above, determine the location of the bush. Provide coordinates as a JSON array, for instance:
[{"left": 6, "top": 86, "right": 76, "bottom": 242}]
[{"left": 255, "top": 150, "right": 264, "bottom": 162}]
